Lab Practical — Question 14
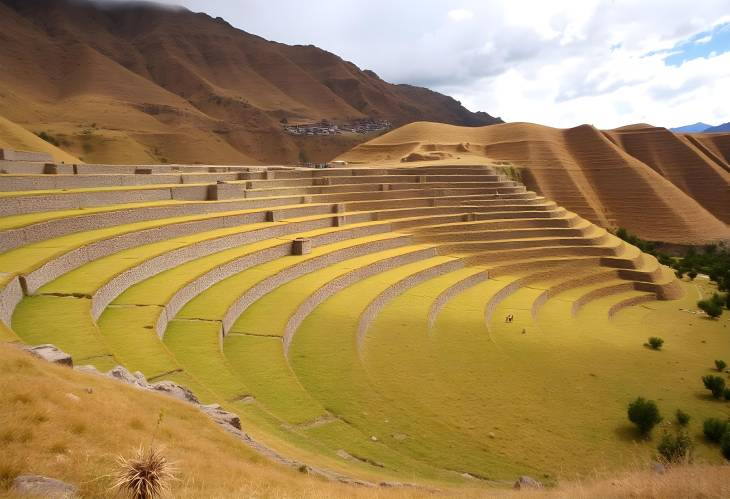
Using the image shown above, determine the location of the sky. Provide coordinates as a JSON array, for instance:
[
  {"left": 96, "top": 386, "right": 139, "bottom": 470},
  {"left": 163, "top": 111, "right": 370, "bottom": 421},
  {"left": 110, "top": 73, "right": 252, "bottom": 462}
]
[{"left": 124, "top": 0, "right": 729, "bottom": 128}]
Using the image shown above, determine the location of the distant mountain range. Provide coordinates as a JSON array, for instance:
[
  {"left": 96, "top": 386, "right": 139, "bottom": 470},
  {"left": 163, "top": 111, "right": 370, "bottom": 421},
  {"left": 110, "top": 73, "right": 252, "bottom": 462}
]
[
  {"left": 671, "top": 122, "right": 730, "bottom": 133},
  {"left": 0, "top": 0, "right": 501, "bottom": 165}
]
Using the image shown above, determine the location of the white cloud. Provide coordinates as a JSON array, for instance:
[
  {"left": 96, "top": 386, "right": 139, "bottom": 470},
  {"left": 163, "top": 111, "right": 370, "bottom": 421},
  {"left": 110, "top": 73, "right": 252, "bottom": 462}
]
[
  {"left": 447, "top": 9, "right": 474, "bottom": 21},
  {"left": 695, "top": 34, "right": 712, "bottom": 44},
  {"left": 128, "top": 0, "right": 730, "bottom": 128}
]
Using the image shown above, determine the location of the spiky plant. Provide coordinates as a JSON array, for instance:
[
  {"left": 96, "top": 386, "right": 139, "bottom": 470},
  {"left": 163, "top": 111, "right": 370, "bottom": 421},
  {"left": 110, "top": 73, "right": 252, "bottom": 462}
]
[{"left": 112, "top": 446, "right": 175, "bottom": 499}]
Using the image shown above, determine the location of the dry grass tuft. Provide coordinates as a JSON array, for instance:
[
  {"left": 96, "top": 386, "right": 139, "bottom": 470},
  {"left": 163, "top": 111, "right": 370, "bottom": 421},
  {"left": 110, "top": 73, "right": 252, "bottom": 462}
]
[{"left": 112, "top": 446, "right": 176, "bottom": 499}]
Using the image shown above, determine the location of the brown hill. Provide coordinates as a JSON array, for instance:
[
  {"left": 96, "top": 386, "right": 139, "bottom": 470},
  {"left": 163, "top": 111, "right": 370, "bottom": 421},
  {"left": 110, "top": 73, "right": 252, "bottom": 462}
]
[
  {"left": 0, "top": 0, "right": 500, "bottom": 165},
  {"left": 338, "top": 121, "right": 730, "bottom": 244}
]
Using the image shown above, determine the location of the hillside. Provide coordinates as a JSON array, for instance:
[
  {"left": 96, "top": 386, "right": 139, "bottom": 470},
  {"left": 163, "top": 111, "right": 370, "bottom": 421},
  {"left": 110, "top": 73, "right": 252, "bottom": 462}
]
[
  {"left": 338, "top": 122, "right": 730, "bottom": 244},
  {"left": 0, "top": 0, "right": 500, "bottom": 166}
]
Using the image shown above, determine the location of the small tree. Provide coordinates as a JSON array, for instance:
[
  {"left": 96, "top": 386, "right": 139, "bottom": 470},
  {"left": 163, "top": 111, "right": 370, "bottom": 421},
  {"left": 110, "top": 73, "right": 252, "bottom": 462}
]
[
  {"left": 675, "top": 409, "right": 691, "bottom": 427},
  {"left": 648, "top": 337, "right": 664, "bottom": 350},
  {"left": 657, "top": 430, "right": 693, "bottom": 463},
  {"left": 628, "top": 397, "right": 662, "bottom": 437},
  {"left": 702, "top": 375, "right": 727, "bottom": 399},
  {"left": 687, "top": 270, "right": 698, "bottom": 280},
  {"left": 716, "top": 360, "right": 728, "bottom": 372},
  {"left": 724, "top": 388, "right": 730, "bottom": 401},
  {"left": 698, "top": 299, "right": 723, "bottom": 319},
  {"left": 721, "top": 431, "right": 730, "bottom": 460},
  {"left": 703, "top": 418, "right": 728, "bottom": 443}
]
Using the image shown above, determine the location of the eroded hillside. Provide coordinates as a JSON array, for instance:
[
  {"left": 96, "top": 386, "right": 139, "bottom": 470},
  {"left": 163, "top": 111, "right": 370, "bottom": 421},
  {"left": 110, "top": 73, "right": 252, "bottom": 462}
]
[{"left": 338, "top": 122, "right": 730, "bottom": 244}]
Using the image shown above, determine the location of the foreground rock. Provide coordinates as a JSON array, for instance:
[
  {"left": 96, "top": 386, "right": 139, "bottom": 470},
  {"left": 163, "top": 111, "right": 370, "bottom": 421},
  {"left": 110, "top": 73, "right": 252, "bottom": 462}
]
[
  {"left": 24, "top": 344, "right": 72, "bottom": 367},
  {"left": 514, "top": 475, "right": 542, "bottom": 489},
  {"left": 151, "top": 380, "right": 200, "bottom": 404},
  {"left": 106, "top": 365, "right": 148, "bottom": 388},
  {"left": 200, "top": 403, "right": 241, "bottom": 430},
  {"left": 12, "top": 475, "right": 76, "bottom": 498}
]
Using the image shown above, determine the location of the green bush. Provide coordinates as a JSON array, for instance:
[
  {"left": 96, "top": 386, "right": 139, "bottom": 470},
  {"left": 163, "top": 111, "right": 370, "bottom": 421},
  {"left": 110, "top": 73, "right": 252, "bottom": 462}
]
[
  {"left": 717, "top": 360, "right": 728, "bottom": 372},
  {"left": 657, "top": 430, "right": 693, "bottom": 463},
  {"left": 703, "top": 418, "right": 728, "bottom": 442},
  {"left": 721, "top": 431, "right": 730, "bottom": 460},
  {"left": 702, "top": 375, "right": 727, "bottom": 399},
  {"left": 698, "top": 299, "right": 723, "bottom": 319},
  {"left": 628, "top": 397, "right": 662, "bottom": 437},
  {"left": 724, "top": 389, "right": 730, "bottom": 401},
  {"left": 675, "top": 409, "right": 690, "bottom": 427},
  {"left": 687, "top": 271, "right": 698, "bottom": 280},
  {"left": 648, "top": 337, "right": 664, "bottom": 350}
]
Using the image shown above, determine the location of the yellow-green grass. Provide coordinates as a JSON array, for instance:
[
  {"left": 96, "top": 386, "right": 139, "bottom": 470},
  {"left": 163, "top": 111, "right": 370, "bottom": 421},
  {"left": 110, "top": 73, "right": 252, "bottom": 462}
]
[
  {"left": 289, "top": 263, "right": 539, "bottom": 481},
  {"left": 161, "top": 320, "right": 438, "bottom": 484},
  {"left": 0, "top": 209, "right": 290, "bottom": 277},
  {"left": 0, "top": 199, "right": 185, "bottom": 231},
  {"left": 114, "top": 230, "right": 405, "bottom": 306},
  {"left": 358, "top": 275, "right": 730, "bottom": 480},
  {"left": 11, "top": 296, "right": 117, "bottom": 370},
  {"left": 97, "top": 306, "right": 203, "bottom": 387},
  {"left": 104, "top": 238, "right": 464, "bottom": 482},
  {"left": 39, "top": 222, "right": 279, "bottom": 296},
  {"left": 178, "top": 246, "right": 473, "bottom": 480},
  {"left": 0, "top": 180, "right": 217, "bottom": 198},
  {"left": 178, "top": 242, "right": 432, "bottom": 321}
]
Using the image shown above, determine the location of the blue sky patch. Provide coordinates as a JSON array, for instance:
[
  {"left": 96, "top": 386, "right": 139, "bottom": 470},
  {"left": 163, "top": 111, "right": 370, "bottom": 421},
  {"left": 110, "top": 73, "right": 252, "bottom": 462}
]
[{"left": 664, "top": 22, "right": 730, "bottom": 66}]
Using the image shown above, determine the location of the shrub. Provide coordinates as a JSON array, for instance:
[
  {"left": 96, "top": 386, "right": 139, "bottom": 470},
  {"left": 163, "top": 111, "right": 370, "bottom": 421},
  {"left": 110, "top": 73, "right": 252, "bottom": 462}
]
[
  {"left": 702, "top": 375, "right": 726, "bottom": 399},
  {"left": 703, "top": 418, "right": 728, "bottom": 443},
  {"left": 724, "top": 389, "right": 730, "bottom": 401},
  {"left": 722, "top": 431, "right": 730, "bottom": 460},
  {"left": 628, "top": 397, "right": 662, "bottom": 437},
  {"left": 35, "top": 131, "right": 59, "bottom": 147},
  {"left": 657, "top": 430, "right": 693, "bottom": 463},
  {"left": 648, "top": 337, "right": 664, "bottom": 350},
  {"left": 112, "top": 446, "right": 175, "bottom": 499},
  {"left": 711, "top": 293, "right": 725, "bottom": 307},
  {"left": 687, "top": 270, "right": 698, "bottom": 280},
  {"left": 675, "top": 409, "right": 690, "bottom": 427},
  {"left": 698, "top": 299, "right": 723, "bottom": 319},
  {"left": 717, "top": 360, "right": 728, "bottom": 372}
]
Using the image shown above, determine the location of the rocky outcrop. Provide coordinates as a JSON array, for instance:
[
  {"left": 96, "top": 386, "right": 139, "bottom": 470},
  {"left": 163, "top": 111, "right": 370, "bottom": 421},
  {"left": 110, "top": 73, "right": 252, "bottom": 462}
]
[
  {"left": 200, "top": 404, "right": 241, "bottom": 430},
  {"left": 106, "top": 366, "right": 148, "bottom": 388},
  {"left": 150, "top": 380, "right": 200, "bottom": 404},
  {"left": 513, "top": 475, "right": 542, "bottom": 489},
  {"left": 12, "top": 475, "right": 76, "bottom": 498},
  {"left": 24, "top": 344, "right": 72, "bottom": 367}
]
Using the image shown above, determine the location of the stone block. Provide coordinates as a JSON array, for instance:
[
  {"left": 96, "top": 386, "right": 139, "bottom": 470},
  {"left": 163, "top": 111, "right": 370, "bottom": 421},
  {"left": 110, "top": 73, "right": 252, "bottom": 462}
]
[{"left": 292, "top": 237, "right": 312, "bottom": 255}]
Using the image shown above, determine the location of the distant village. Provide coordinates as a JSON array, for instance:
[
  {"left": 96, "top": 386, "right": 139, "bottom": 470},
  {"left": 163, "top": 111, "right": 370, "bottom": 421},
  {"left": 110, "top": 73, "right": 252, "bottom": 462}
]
[{"left": 283, "top": 118, "right": 391, "bottom": 136}]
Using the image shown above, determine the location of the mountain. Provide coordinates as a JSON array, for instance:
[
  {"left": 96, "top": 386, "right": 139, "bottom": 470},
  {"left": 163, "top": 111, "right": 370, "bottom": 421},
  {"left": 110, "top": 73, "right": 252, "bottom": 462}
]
[
  {"left": 704, "top": 122, "right": 730, "bottom": 133},
  {"left": 670, "top": 122, "right": 710, "bottom": 133},
  {"left": 338, "top": 122, "right": 730, "bottom": 244},
  {"left": 0, "top": 0, "right": 501, "bottom": 165}
]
